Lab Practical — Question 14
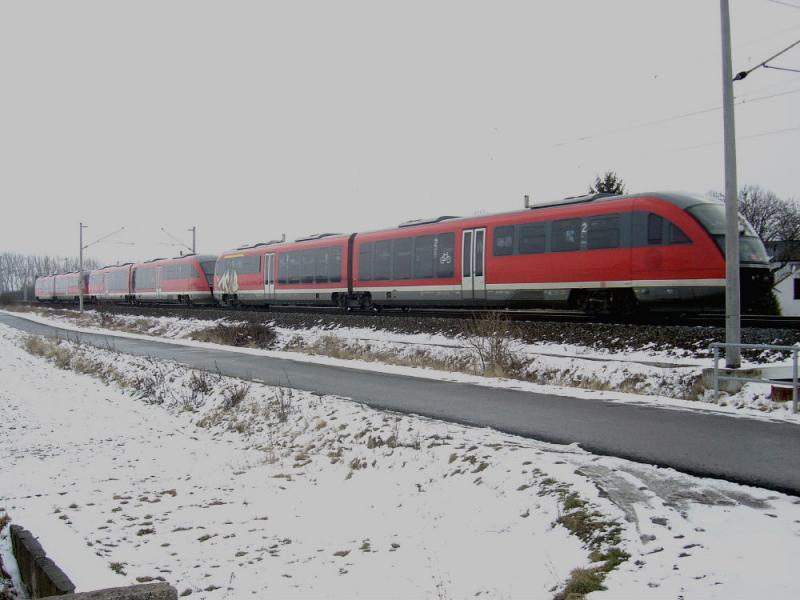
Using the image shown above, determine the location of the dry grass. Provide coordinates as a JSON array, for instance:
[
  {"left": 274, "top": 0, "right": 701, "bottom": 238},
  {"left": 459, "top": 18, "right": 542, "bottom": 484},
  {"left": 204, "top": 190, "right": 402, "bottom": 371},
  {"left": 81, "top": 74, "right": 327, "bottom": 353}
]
[
  {"left": 286, "top": 334, "right": 473, "bottom": 373},
  {"left": 536, "top": 478, "right": 629, "bottom": 600}
]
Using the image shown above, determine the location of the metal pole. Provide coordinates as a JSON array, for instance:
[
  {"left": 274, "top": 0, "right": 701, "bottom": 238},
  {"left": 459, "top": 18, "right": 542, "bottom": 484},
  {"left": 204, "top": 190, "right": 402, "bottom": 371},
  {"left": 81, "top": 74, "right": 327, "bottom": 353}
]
[
  {"left": 79, "top": 222, "right": 84, "bottom": 313},
  {"left": 191, "top": 226, "right": 196, "bottom": 253},
  {"left": 713, "top": 346, "right": 720, "bottom": 402},
  {"left": 721, "top": 0, "right": 741, "bottom": 369}
]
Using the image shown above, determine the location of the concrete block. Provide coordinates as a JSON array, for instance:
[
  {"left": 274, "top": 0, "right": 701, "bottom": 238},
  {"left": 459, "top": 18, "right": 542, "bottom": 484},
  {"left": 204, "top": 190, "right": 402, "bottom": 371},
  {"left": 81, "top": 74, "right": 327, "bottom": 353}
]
[
  {"left": 9, "top": 524, "right": 75, "bottom": 597},
  {"left": 700, "top": 366, "right": 763, "bottom": 394},
  {"left": 45, "top": 583, "right": 178, "bottom": 600}
]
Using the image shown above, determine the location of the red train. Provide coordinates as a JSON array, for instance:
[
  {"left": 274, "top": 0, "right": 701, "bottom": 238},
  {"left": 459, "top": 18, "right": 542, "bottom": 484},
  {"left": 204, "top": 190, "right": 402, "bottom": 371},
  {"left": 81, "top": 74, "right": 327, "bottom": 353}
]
[
  {"left": 212, "top": 192, "right": 772, "bottom": 312},
  {"left": 34, "top": 272, "right": 89, "bottom": 303},
  {"left": 129, "top": 254, "right": 216, "bottom": 305},
  {"left": 82, "top": 254, "right": 216, "bottom": 305},
  {"left": 35, "top": 192, "right": 773, "bottom": 314}
]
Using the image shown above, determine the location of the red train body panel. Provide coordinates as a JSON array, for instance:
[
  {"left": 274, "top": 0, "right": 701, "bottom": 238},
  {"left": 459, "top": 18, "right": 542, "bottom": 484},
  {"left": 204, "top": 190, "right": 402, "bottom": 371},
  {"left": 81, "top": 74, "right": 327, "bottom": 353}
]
[
  {"left": 214, "top": 237, "right": 350, "bottom": 305},
  {"left": 88, "top": 264, "right": 134, "bottom": 302},
  {"left": 131, "top": 254, "right": 216, "bottom": 304},
  {"left": 34, "top": 275, "right": 56, "bottom": 301}
]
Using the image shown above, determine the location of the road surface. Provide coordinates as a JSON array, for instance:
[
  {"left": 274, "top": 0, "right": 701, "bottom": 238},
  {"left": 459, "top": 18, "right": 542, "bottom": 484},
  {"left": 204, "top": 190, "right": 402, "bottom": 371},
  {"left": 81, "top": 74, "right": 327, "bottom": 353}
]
[{"left": 2, "top": 311, "right": 799, "bottom": 495}]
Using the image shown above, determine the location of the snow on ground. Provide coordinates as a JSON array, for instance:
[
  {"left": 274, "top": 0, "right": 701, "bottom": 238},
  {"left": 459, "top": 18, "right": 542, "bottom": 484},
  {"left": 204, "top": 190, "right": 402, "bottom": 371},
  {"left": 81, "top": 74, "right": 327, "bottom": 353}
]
[
  {"left": 2, "top": 307, "right": 798, "bottom": 424},
  {"left": 2, "top": 324, "right": 800, "bottom": 599}
]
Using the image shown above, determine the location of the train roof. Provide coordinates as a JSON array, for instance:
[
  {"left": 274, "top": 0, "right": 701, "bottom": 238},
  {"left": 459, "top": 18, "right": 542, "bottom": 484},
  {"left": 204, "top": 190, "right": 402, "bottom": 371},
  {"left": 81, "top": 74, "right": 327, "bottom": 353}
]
[
  {"left": 220, "top": 191, "right": 716, "bottom": 254},
  {"left": 355, "top": 191, "right": 716, "bottom": 237},
  {"left": 135, "top": 254, "right": 216, "bottom": 267}
]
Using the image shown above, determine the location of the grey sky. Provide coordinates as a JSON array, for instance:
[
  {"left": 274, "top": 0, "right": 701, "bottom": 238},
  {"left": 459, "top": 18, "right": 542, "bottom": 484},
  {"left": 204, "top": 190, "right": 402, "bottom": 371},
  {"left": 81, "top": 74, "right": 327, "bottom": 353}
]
[{"left": 1, "top": 0, "right": 798, "bottom": 265}]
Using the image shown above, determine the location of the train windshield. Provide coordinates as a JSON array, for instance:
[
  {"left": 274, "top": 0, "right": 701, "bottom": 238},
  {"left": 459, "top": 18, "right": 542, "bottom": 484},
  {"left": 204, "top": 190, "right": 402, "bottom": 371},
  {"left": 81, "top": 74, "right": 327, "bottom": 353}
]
[
  {"left": 687, "top": 203, "right": 769, "bottom": 264},
  {"left": 200, "top": 261, "right": 216, "bottom": 285}
]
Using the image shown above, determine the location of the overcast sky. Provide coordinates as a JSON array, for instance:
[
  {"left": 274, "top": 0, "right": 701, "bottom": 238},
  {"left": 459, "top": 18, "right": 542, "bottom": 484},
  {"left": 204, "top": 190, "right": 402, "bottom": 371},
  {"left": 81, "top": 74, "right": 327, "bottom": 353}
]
[{"left": 1, "top": 0, "right": 798, "bottom": 265}]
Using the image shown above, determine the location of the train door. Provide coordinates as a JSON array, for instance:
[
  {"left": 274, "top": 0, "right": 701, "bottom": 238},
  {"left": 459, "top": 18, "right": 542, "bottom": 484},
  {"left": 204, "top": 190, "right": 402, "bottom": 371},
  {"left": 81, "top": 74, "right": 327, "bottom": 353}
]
[
  {"left": 461, "top": 228, "right": 487, "bottom": 301},
  {"left": 264, "top": 253, "right": 275, "bottom": 301},
  {"left": 156, "top": 267, "right": 163, "bottom": 300}
]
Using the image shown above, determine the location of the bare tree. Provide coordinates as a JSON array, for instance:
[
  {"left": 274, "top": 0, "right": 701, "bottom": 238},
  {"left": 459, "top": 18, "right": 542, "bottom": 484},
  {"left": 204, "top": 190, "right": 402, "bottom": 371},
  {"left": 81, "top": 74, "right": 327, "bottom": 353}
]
[
  {"left": 709, "top": 185, "right": 800, "bottom": 245},
  {"left": 0, "top": 252, "right": 101, "bottom": 298}
]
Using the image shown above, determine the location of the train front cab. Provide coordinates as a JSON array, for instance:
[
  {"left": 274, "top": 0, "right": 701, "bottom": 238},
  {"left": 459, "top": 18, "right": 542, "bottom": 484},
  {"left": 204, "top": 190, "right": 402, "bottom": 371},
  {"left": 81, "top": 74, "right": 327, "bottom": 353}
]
[{"left": 684, "top": 200, "right": 773, "bottom": 311}]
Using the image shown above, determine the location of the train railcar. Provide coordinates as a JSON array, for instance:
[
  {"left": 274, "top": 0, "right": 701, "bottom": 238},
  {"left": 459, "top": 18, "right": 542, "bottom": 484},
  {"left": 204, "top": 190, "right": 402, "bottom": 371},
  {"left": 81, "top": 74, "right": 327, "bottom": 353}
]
[
  {"left": 131, "top": 254, "right": 216, "bottom": 305},
  {"left": 34, "top": 275, "right": 56, "bottom": 302},
  {"left": 214, "top": 235, "right": 350, "bottom": 306},
  {"left": 88, "top": 263, "right": 134, "bottom": 303},
  {"left": 214, "top": 191, "right": 771, "bottom": 313},
  {"left": 53, "top": 272, "right": 88, "bottom": 302},
  {"left": 348, "top": 191, "right": 771, "bottom": 312}
]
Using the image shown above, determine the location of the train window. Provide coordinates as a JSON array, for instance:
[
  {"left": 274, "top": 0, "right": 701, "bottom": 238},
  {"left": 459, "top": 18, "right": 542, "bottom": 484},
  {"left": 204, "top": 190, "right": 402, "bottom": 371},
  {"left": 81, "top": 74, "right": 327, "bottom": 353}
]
[
  {"left": 392, "top": 238, "right": 413, "bottom": 280},
  {"left": 587, "top": 214, "right": 620, "bottom": 250},
  {"left": 437, "top": 233, "right": 455, "bottom": 278},
  {"left": 134, "top": 268, "right": 156, "bottom": 289},
  {"left": 414, "top": 235, "right": 435, "bottom": 279},
  {"left": 463, "top": 231, "right": 472, "bottom": 277},
  {"left": 669, "top": 224, "right": 691, "bottom": 245},
  {"left": 493, "top": 226, "right": 514, "bottom": 256},
  {"left": 794, "top": 279, "right": 800, "bottom": 301},
  {"left": 552, "top": 219, "right": 581, "bottom": 252},
  {"left": 519, "top": 223, "right": 546, "bottom": 254},
  {"left": 108, "top": 271, "right": 124, "bottom": 291},
  {"left": 242, "top": 255, "right": 262, "bottom": 274},
  {"left": 314, "top": 250, "right": 328, "bottom": 284},
  {"left": 329, "top": 248, "right": 342, "bottom": 283},
  {"left": 359, "top": 243, "right": 373, "bottom": 281},
  {"left": 647, "top": 214, "right": 664, "bottom": 245},
  {"left": 475, "top": 230, "right": 485, "bottom": 276},
  {"left": 374, "top": 240, "right": 392, "bottom": 280},
  {"left": 278, "top": 254, "right": 288, "bottom": 284},
  {"left": 288, "top": 252, "right": 301, "bottom": 284},
  {"left": 301, "top": 251, "right": 315, "bottom": 283}
]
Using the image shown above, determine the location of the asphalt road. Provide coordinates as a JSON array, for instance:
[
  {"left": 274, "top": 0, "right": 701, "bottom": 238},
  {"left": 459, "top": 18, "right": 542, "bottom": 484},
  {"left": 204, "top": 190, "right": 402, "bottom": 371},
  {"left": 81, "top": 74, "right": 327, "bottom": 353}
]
[{"left": 3, "top": 311, "right": 800, "bottom": 495}]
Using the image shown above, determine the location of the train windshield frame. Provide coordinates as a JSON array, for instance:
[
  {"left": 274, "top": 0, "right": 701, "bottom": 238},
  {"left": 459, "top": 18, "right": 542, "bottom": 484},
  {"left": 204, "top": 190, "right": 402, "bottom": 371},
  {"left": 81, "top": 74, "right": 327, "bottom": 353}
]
[
  {"left": 686, "top": 203, "right": 769, "bottom": 264},
  {"left": 200, "top": 261, "right": 216, "bottom": 285}
]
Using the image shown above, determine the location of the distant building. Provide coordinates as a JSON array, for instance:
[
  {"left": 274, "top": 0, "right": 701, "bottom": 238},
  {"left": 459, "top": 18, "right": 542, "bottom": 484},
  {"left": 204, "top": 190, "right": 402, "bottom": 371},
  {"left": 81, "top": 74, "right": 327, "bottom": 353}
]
[{"left": 766, "top": 241, "right": 800, "bottom": 316}]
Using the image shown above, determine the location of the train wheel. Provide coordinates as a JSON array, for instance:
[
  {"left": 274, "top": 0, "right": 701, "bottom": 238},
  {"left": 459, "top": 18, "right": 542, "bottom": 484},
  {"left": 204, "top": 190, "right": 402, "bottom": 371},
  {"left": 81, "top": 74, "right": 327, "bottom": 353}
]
[{"left": 610, "top": 290, "right": 639, "bottom": 316}]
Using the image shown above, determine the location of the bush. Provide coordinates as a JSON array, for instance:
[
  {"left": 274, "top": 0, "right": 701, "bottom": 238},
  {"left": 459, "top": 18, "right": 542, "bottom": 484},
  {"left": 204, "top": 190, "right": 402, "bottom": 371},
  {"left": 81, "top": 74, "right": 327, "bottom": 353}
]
[
  {"left": 222, "top": 382, "right": 250, "bottom": 410},
  {"left": 190, "top": 321, "right": 276, "bottom": 349},
  {"left": 462, "top": 313, "right": 525, "bottom": 378}
]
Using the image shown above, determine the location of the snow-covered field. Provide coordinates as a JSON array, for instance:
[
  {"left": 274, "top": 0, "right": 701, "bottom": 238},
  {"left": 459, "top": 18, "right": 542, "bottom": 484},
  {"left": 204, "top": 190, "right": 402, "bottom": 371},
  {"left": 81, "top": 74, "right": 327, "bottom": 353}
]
[
  {"left": 2, "top": 307, "right": 798, "bottom": 423},
  {"left": 2, "top": 320, "right": 800, "bottom": 599}
]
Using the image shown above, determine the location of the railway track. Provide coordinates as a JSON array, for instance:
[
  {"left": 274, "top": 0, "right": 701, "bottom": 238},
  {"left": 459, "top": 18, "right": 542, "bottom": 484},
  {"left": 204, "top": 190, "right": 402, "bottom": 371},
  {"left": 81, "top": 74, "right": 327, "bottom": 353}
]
[{"left": 15, "top": 301, "right": 800, "bottom": 329}]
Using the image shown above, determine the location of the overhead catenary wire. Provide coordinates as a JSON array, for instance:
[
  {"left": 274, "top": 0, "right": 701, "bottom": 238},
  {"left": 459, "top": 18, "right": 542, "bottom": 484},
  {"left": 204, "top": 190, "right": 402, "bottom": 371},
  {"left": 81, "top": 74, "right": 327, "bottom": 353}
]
[
  {"left": 767, "top": 0, "right": 800, "bottom": 10},
  {"left": 671, "top": 124, "right": 800, "bottom": 152},
  {"left": 553, "top": 86, "right": 800, "bottom": 147},
  {"left": 764, "top": 64, "right": 800, "bottom": 73},
  {"left": 733, "top": 37, "right": 800, "bottom": 80}
]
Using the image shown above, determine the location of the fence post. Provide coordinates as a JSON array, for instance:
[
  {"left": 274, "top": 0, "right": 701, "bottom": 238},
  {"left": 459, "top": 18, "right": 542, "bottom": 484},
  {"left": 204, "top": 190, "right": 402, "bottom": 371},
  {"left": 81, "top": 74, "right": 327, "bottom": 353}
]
[
  {"left": 793, "top": 349, "right": 798, "bottom": 414},
  {"left": 713, "top": 345, "right": 720, "bottom": 402}
]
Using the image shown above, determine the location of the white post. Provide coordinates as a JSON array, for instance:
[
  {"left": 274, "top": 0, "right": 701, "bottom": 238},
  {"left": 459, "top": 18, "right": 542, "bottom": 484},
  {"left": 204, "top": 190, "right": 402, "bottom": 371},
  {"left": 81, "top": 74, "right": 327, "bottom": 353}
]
[
  {"left": 720, "top": 0, "right": 741, "bottom": 369},
  {"left": 79, "top": 222, "right": 85, "bottom": 313}
]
